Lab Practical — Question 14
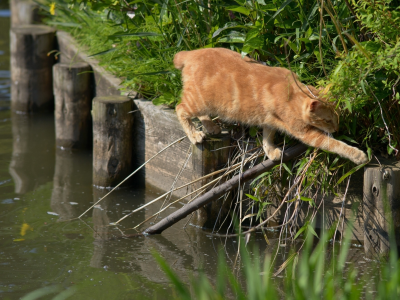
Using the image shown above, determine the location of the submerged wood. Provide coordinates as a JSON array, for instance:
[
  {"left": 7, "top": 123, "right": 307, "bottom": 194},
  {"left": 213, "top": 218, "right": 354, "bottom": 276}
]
[
  {"left": 143, "top": 143, "right": 308, "bottom": 235},
  {"left": 53, "top": 62, "right": 92, "bottom": 149},
  {"left": 363, "top": 158, "right": 400, "bottom": 259},
  {"left": 92, "top": 96, "right": 133, "bottom": 188},
  {"left": 10, "top": 25, "right": 56, "bottom": 112}
]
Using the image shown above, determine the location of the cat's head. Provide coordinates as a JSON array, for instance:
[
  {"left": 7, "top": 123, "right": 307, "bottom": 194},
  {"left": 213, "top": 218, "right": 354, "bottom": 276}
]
[{"left": 304, "top": 99, "right": 339, "bottom": 133}]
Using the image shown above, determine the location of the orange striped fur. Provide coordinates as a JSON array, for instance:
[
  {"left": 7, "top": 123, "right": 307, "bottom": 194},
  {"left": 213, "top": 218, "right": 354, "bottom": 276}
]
[{"left": 174, "top": 48, "right": 368, "bottom": 164}]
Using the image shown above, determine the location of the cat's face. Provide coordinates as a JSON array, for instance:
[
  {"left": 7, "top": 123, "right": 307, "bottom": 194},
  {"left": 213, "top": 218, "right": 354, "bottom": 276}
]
[{"left": 306, "top": 100, "right": 339, "bottom": 133}]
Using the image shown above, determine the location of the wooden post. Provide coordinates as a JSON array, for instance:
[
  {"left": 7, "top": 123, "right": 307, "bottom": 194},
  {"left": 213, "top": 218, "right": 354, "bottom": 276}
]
[
  {"left": 53, "top": 62, "right": 93, "bottom": 149},
  {"left": 10, "top": 25, "right": 56, "bottom": 113},
  {"left": 363, "top": 158, "right": 400, "bottom": 259},
  {"left": 10, "top": 0, "right": 43, "bottom": 26},
  {"left": 92, "top": 96, "right": 133, "bottom": 188},
  {"left": 191, "top": 131, "right": 232, "bottom": 228}
]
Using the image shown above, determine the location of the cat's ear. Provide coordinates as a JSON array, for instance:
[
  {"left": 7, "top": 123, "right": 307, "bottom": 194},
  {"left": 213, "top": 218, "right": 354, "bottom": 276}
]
[{"left": 309, "top": 100, "right": 320, "bottom": 112}]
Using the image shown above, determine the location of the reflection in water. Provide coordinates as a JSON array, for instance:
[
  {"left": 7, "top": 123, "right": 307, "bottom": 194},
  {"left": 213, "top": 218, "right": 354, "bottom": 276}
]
[
  {"left": 51, "top": 149, "right": 92, "bottom": 221},
  {"left": 9, "top": 112, "right": 55, "bottom": 194},
  {"left": 0, "top": 6, "right": 10, "bottom": 111},
  {"left": 90, "top": 189, "right": 113, "bottom": 269},
  {"left": 89, "top": 188, "right": 146, "bottom": 269}
]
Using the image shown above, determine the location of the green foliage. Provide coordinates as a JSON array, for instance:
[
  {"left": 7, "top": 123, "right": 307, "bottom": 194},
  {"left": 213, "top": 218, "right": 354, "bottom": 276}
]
[
  {"left": 327, "top": 0, "right": 400, "bottom": 158},
  {"left": 41, "top": 0, "right": 400, "bottom": 157},
  {"left": 155, "top": 226, "right": 400, "bottom": 299},
  {"left": 40, "top": 0, "right": 400, "bottom": 234}
]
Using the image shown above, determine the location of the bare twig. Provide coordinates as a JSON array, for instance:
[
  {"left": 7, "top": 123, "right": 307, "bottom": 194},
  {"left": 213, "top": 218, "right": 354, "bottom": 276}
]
[
  {"left": 78, "top": 136, "right": 186, "bottom": 219},
  {"left": 144, "top": 144, "right": 308, "bottom": 235},
  {"left": 113, "top": 151, "right": 262, "bottom": 225},
  {"left": 333, "top": 176, "right": 351, "bottom": 253},
  {"left": 319, "top": 0, "right": 328, "bottom": 76}
]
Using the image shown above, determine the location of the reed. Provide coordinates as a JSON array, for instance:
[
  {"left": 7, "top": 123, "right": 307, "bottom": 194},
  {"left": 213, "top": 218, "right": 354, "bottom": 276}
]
[{"left": 154, "top": 224, "right": 400, "bottom": 299}]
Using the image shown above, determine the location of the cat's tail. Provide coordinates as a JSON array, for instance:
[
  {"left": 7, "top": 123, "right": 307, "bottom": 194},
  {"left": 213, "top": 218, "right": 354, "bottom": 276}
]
[{"left": 173, "top": 51, "right": 188, "bottom": 70}]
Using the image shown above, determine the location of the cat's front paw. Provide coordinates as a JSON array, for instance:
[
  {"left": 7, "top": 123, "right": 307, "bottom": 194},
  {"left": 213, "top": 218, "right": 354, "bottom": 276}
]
[
  {"left": 266, "top": 148, "right": 282, "bottom": 161},
  {"left": 189, "top": 131, "right": 206, "bottom": 144},
  {"left": 351, "top": 149, "right": 369, "bottom": 165}
]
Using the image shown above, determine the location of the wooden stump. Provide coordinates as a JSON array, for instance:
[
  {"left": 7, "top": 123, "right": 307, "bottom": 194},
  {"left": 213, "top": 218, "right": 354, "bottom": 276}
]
[
  {"left": 92, "top": 96, "right": 133, "bottom": 188},
  {"left": 10, "top": 25, "right": 56, "bottom": 113},
  {"left": 191, "top": 131, "right": 232, "bottom": 229},
  {"left": 363, "top": 158, "right": 400, "bottom": 259},
  {"left": 53, "top": 62, "right": 93, "bottom": 149},
  {"left": 10, "top": 0, "right": 43, "bottom": 26}
]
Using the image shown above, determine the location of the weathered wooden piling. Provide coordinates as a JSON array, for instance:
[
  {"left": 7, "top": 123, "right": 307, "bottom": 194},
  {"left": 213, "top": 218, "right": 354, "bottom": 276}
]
[
  {"left": 363, "top": 158, "right": 400, "bottom": 259},
  {"left": 53, "top": 62, "right": 92, "bottom": 149},
  {"left": 190, "top": 131, "right": 232, "bottom": 229},
  {"left": 10, "top": 0, "right": 43, "bottom": 26},
  {"left": 92, "top": 96, "right": 133, "bottom": 188},
  {"left": 10, "top": 25, "right": 56, "bottom": 113}
]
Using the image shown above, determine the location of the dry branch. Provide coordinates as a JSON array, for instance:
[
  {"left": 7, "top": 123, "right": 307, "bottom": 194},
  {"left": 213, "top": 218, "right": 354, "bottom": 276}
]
[{"left": 143, "top": 144, "right": 308, "bottom": 235}]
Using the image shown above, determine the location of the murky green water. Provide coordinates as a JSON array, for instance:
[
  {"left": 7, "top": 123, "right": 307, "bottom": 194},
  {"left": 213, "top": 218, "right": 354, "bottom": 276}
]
[{"left": 0, "top": 3, "right": 377, "bottom": 299}]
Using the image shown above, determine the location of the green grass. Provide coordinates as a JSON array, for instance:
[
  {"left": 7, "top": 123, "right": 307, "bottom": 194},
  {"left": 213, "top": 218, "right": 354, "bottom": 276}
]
[{"left": 154, "top": 225, "right": 400, "bottom": 299}]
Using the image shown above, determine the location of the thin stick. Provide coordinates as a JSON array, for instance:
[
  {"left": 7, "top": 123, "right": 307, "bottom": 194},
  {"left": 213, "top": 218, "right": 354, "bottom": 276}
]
[
  {"left": 133, "top": 185, "right": 208, "bottom": 229},
  {"left": 218, "top": 150, "right": 317, "bottom": 238},
  {"left": 144, "top": 144, "right": 308, "bottom": 235},
  {"left": 132, "top": 149, "right": 262, "bottom": 229},
  {"left": 368, "top": 84, "right": 398, "bottom": 155},
  {"left": 155, "top": 146, "right": 192, "bottom": 221},
  {"left": 319, "top": 0, "right": 328, "bottom": 76},
  {"left": 113, "top": 151, "right": 262, "bottom": 224},
  {"left": 333, "top": 176, "right": 351, "bottom": 252},
  {"left": 78, "top": 136, "right": 186, "bottom": 219}
]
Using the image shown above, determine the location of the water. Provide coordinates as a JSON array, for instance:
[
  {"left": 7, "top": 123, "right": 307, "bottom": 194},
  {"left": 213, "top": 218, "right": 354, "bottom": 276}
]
[{"left": 0, "top": 4, "right": 377, "bottom": 299}]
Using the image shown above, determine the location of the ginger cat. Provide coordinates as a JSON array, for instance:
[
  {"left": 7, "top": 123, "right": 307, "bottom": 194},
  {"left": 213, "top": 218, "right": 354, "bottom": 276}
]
[{"left": 174, "top": 48, "right": 368, "bottom": 165}]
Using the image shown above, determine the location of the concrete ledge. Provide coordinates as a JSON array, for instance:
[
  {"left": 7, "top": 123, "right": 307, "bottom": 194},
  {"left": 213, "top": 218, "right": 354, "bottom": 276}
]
[{"left": 57, "top": 31, "right": 127, "bottom": 98}]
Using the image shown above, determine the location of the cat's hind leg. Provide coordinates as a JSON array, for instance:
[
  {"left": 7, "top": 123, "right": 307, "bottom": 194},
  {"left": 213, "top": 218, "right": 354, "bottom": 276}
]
[
  {"left": 262, "top": 125, "right": 282, "bottom": 161},
  {"left": 198, "top": 115, "right": 221, "bottom": 135},
  {"left": 176, "top": 103, "right": 206, "bottom": 144}
]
